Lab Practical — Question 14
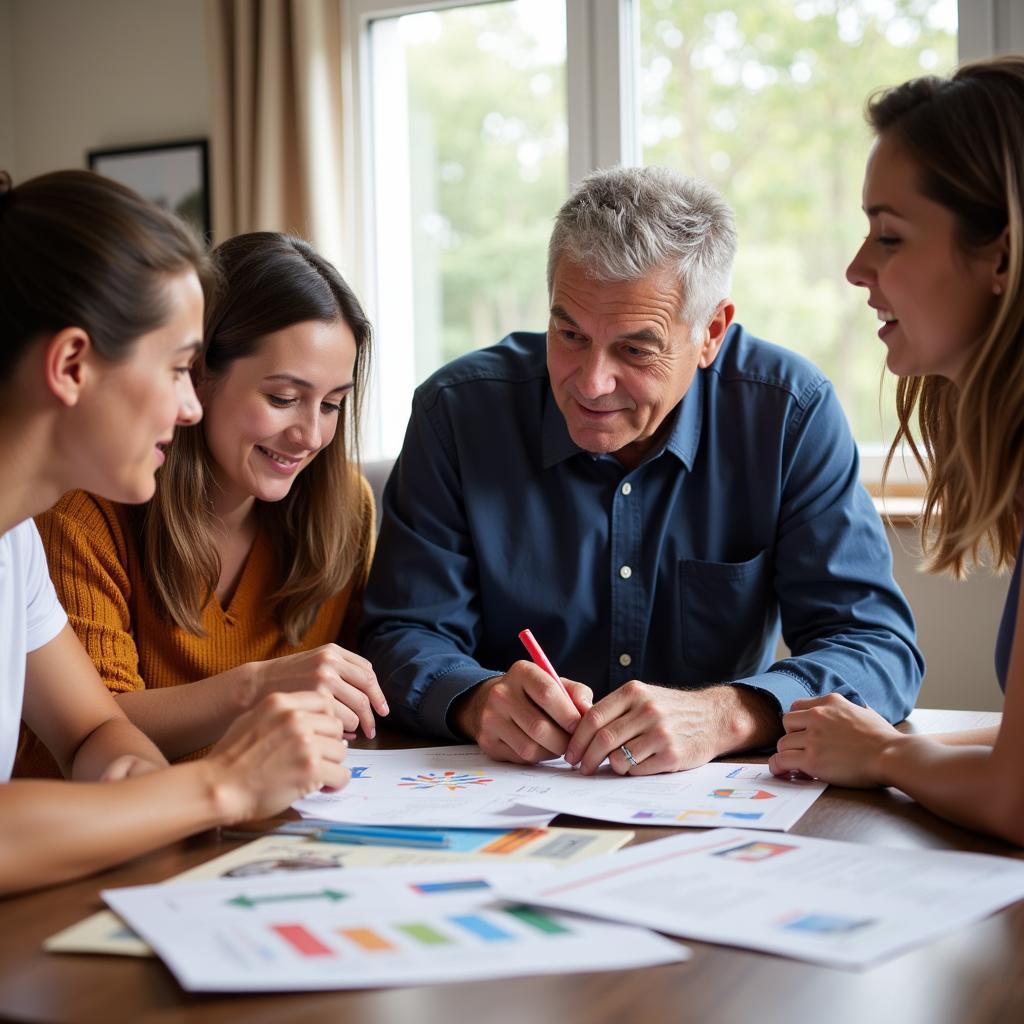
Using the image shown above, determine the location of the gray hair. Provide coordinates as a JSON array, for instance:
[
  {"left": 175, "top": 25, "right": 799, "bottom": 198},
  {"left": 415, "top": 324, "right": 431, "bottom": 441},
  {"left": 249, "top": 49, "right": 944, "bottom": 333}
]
[{"left": 547, "top": 166, "right": 737, "bottom": 341}]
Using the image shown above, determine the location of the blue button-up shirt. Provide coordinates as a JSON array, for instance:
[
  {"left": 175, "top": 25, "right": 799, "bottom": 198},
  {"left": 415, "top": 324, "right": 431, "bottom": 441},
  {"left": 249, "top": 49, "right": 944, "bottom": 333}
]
[{"left": 362, "top": 328, "right": 922, "bottom": 740}]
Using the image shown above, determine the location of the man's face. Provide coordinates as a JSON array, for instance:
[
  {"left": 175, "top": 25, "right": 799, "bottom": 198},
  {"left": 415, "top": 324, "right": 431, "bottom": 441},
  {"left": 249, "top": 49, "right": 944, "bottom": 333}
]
[{"left": 546, "top": 258, "right": 713, "bottom": 470}]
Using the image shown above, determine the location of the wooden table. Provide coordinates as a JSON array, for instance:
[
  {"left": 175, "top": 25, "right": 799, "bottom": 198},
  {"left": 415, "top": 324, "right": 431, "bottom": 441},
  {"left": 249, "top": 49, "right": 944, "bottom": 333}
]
[{"left": 2, "top": 709, "right": 1021, "bottom": 1024}]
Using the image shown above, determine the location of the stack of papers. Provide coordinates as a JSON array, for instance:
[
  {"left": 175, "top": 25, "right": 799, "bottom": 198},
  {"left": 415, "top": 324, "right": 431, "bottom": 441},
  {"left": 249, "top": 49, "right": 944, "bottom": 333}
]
[
  {"left": 293, "top": 746, "right": 826, "bottom": 831},
  {"left": 99, "top": 826, "right": 1024, "bottom": 982},
  {"left": 47, "top": 824, "right": 634, "bottom": 958},
  {"left": 102, "top": 863, "right": 688, "bottom": 991},
  {"left": 496, "top": 828, "right": 1024, "bottom": 970},
  {"left": 69, "top": 749, "right": 1024, "bottom": 986}
]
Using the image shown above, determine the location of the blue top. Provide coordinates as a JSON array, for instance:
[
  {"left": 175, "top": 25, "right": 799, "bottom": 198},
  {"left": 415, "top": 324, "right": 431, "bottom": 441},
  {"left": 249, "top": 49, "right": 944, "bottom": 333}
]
[
  {"left": 995, "top": 537, "right": 1022, "bottom": 692},
  {"left": 361, "top": 328, "right": 923, "bottom": 740}
]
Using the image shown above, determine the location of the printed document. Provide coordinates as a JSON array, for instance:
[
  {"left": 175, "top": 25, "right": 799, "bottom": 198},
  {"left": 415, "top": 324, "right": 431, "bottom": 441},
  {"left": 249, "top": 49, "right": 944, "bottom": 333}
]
[
  {"left": 103, "top": 862, "right": 688, "bottom": 991},
  {"left": 497, "top": 828, "right": 1024, "bottom": 969},
  {"left": 293, "top": 746, "right": 825, "bottom": 831}
]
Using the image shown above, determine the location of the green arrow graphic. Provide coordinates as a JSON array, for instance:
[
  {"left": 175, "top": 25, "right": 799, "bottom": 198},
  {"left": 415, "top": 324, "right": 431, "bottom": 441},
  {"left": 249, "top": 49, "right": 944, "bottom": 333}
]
[{"left": 227, "top": 889, "right": 348, "bottom": 910}]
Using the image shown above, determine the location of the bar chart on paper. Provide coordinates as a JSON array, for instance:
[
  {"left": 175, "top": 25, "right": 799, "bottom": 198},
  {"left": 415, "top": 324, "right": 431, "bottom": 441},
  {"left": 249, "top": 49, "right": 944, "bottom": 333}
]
[
  {"left": 267, "top": 903, "right": 572, "bottom": 959},
  {"left": 103, "top": 863, "right": 687, "bottom": 991},
  {"left": 46, "top": 826, "right": 635, "bottom": 960}
]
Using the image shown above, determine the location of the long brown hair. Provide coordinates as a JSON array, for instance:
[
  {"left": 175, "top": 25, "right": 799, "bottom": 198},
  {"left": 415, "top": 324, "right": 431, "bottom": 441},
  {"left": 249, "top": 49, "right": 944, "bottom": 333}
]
[
  {"left": 0, "top": 169, "right": 208, "bottom": 380},
  {"left": 873, "top": 57, "right": 1024, "bottom": 577},
  {"left": 143, "top": 232, "right": 373, "bottom": 643}
]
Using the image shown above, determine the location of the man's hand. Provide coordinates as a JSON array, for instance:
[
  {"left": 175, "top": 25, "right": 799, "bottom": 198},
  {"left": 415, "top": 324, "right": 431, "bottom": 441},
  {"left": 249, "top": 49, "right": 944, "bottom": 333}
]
[
  {"left": 452, "top": 661, "right": 593, "bottom": 763},
  {"left": 565, "top": 682, "right": 782, "bottom": 775}
]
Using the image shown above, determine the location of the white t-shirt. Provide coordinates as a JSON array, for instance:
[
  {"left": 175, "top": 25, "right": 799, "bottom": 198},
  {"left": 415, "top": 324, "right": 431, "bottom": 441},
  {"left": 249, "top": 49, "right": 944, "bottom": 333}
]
[{"left": 0, "top": 519, "right": 67, "bottom": 780}]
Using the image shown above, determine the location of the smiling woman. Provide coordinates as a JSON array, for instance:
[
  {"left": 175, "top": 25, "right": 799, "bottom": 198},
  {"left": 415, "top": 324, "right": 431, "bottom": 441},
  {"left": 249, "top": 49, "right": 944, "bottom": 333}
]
[
  {"left": 769, "top": 57, "right": 1024, "bottom": 846},
  {"left": 0, "top": 172, "right": 349, "bottom": 895},
  {"left": 16, "top": 233, "right": 388, "bottom": 777}
]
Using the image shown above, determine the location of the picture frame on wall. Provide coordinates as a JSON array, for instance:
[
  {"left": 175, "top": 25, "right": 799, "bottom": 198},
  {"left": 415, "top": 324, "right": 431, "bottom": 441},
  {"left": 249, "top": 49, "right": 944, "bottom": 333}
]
[{"left": 87, "top": 138, "right": 210, "bottom": 238}]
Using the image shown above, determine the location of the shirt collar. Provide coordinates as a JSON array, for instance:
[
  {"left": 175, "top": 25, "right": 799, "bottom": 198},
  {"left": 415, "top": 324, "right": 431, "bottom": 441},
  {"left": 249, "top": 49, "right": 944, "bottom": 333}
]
[
  {"left": 663, "top": 366, "right": 704, "bottom": 470},
  {"left": 540, "top": 368, "right": 705, "bottom": 471}
]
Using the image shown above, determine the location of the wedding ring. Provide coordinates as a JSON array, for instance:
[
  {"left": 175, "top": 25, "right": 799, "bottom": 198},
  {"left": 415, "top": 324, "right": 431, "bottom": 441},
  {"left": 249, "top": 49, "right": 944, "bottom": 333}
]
[{"left": 620, "top": 744, "right": 639, "bottom": 767}]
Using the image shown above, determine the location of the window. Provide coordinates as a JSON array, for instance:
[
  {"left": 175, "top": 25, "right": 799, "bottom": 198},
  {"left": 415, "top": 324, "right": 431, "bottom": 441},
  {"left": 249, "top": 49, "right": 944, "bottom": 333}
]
[
  {"left": 345, "top": 1, "right": 989, "bottom": 470},
  {"left": 347, "top": 0, "right": 567, "bottom": 456},
  {"left": 638, "top": 0, "right": 957, "bottom": 453}
]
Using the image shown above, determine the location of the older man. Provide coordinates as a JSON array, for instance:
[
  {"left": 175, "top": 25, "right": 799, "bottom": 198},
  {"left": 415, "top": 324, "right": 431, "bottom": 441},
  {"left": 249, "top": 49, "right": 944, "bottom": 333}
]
[{"left": 362, "top": 166, "right": 922, "bottom": 775}]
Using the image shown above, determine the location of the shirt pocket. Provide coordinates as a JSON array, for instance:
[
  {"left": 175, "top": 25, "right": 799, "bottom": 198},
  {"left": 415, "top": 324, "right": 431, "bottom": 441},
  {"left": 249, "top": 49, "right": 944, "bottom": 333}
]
[{"left": 679, "top": 549, "right": 773, "bottom": 677}]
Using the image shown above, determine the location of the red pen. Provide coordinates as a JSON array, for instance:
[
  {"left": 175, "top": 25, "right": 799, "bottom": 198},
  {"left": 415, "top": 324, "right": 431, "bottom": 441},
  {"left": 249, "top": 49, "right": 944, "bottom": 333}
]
[
  {"left": 519, "top": 628, "right": 634, "bottom": 769},
  {"left": 518, "top": 628, "right": 566, "bottom": 691}
]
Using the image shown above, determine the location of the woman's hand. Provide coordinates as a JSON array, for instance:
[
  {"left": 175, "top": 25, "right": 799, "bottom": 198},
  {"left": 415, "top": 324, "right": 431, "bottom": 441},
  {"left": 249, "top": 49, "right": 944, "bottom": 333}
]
[
  {"left": 769, "top": 693, "right": 904, "bottom": 788},
  {"left": 206, "top": 688, "right": 350, "bottom": 823},
  {"left": 249, "top": 644, "right": 387, "bottom": 738}
]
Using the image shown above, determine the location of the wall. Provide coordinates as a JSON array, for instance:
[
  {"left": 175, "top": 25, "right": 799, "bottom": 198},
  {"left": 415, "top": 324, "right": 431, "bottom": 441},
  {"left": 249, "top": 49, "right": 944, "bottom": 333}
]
[
  {"left": 6, "top": 0, "right": 208, "bottom": 180},
  {"left": 889, "top": 525, "right": 1009, "bottom": 713},
  {"left": 0, "top": 0, "right": 15, "bottom": 177}
]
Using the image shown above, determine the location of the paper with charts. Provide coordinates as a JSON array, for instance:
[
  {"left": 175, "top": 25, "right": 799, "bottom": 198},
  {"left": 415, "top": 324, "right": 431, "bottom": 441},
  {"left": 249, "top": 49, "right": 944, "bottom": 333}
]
[
  {"left": 102, "top": 862, "right": 688, "bottom": 991},
  {"left": 46, "top": 825, "right": 633, "bottom": 958},
  {"left": 496, "top": 828, "right": 1024, "bottom": 970},
  {"left": 293, "top": 746, "right": 825, "bottom": 831}
]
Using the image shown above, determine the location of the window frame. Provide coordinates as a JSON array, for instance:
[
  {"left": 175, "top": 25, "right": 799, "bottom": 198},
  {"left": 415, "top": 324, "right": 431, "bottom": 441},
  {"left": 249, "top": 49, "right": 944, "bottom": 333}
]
[{"left": 342, "top": 0, "right": 1006, "bottom": 477}]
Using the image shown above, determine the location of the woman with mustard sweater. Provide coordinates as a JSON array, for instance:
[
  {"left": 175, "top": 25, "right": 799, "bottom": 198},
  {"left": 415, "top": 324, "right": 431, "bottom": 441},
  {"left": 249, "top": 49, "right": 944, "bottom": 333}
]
[{"left": 17, "top": 232, "right": 387, "bottom": 775}]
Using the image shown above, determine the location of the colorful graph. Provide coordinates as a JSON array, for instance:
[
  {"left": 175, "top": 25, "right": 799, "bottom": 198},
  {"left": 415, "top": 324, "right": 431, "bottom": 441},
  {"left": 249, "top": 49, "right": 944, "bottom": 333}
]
[
  {"left": 350, "top": 766, "right": 371, "bottom": 779},
  {"left": 709, "top": 788, "right": 776, "bottom": 800},
  {"left": 266, "top": 906, "right": 573, "bottom": 960},
  {"left": 397, "top": 770, "right": 495, "bottom": 791}
]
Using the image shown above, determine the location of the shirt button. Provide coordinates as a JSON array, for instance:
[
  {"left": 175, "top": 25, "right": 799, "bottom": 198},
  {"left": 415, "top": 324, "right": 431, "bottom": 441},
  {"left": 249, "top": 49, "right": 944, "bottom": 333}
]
[
  {"left": 621, "top": 482, "right": 632, "bottom": 496},
  {"left": 619, "top": 653, "right": 632, "bottom": 667},
  {"left": 619, "top": 565, "right": 632, "bottom": 579}
]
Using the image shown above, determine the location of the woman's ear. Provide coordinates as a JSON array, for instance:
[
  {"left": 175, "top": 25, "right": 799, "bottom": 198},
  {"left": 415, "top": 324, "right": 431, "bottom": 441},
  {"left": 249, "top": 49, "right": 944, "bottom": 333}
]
[{"left": 43, "top": 327, "right": 92, "bottom": 407}]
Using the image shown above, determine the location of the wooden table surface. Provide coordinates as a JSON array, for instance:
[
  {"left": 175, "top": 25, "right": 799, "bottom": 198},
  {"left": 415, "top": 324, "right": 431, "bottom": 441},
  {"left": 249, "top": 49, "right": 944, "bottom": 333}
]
[{"left": 1, "top": 709, "right": 1020, "bottom": 1024}]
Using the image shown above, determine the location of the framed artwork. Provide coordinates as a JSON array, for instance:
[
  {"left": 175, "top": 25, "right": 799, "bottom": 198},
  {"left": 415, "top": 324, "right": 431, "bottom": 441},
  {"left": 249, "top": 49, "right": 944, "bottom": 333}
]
[{"left": 87, "top": 138, "right": 210, "bottom": 237}]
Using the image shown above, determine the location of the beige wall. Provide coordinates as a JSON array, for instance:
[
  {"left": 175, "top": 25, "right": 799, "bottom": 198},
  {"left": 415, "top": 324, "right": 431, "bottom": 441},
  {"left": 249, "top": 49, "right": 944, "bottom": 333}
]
[
  {"left": 0, "top": 0, "right": 16, "bottom": 177},
  {"left": 889, "top": 525, "right": 1009, "bottom": 713},
  {"left": 4, "top": 0, "right": 208, "bottom": 179},
  {"left": 772, "top": 522, "right": 1008, "bottom": 714}
]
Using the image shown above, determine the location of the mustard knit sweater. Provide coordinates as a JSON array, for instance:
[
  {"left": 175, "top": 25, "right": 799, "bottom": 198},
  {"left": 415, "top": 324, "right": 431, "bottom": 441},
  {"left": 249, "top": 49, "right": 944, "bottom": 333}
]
[{"left": 15, "top": 484, "right": 374, "bottom": 777}]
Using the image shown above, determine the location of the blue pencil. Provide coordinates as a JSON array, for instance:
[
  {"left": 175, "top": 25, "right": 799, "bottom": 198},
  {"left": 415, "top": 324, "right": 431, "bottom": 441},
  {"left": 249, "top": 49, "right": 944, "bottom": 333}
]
[
  {"left": 277, "top": 821, "right": 452, "bottom": 847},
  {"left": 313, "top": 831, "right": 451, "bottom": 849}
]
